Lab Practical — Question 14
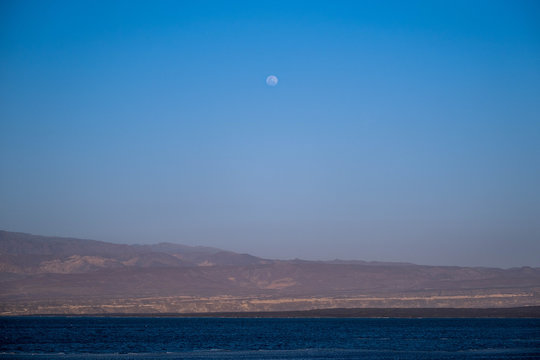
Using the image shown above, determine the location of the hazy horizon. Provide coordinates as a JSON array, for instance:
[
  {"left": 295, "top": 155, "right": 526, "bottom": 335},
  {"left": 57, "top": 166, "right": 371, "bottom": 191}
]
[
  {"left": 1, "top": 228, "right": 538, "bottom": 269},
  {"left": 1, "top": 1, "right": 539, "bottom": 268}
]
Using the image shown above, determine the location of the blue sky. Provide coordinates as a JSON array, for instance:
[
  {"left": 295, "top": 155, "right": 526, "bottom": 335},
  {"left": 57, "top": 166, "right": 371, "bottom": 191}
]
[{"left": 1, "top": 0, "right": 539, "bottom": 267}]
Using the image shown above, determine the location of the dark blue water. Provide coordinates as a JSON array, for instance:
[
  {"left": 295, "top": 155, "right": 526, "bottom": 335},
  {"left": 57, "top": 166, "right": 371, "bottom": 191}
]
[{"left": 1, "top": 317, "right": 539, "bottom": 359}]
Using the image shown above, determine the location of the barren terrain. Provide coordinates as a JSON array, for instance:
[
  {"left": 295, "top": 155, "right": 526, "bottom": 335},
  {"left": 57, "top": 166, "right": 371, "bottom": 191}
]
[{"left": 1, "top": 230, "right": 538, "bottom": 315}]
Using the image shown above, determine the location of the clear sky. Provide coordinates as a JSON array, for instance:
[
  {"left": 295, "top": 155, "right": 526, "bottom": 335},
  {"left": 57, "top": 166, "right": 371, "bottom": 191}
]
[{"left": 1, "top": 0, "right": 539, "bottom": 267}]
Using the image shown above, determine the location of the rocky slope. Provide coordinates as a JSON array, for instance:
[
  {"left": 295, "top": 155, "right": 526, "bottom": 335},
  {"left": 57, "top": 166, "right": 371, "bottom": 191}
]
[{"left": 1, "top": 230, "right": 539, "bottom": 314}]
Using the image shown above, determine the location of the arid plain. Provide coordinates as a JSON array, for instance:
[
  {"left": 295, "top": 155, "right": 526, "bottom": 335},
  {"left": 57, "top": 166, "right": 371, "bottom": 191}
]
[{"left": 1, "top": 230, "right": 538, "bottom": 315}]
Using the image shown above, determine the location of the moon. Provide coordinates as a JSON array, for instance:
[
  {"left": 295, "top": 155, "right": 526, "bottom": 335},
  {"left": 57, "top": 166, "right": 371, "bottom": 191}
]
[{"left": 266, "top": 75, "right": 278, "bottom": 86}]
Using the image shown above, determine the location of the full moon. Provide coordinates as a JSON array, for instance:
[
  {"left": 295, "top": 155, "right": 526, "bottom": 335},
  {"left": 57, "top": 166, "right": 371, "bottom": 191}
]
[{"left": 266, "top": 75, "right": 278, "bottom": 86}]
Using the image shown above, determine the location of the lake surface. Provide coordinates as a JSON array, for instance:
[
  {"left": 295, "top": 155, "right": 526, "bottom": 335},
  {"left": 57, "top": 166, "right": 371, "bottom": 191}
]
[{"left": 1, "top": 317, "right": 539, "bottom": 359}]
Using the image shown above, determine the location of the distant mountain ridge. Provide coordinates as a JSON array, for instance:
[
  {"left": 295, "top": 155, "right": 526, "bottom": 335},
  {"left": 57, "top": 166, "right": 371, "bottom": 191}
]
[
  {"left": 0, "top": 230, "right": 268, "bottom": 274},
  {"left": 0, "top": 230, "right": 539, "bottom": 315}
]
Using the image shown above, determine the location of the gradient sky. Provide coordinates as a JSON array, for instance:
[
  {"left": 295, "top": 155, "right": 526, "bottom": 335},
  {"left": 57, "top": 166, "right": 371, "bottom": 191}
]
[{"left": 1, "top": 0, "right": 539, "bottom": 267}]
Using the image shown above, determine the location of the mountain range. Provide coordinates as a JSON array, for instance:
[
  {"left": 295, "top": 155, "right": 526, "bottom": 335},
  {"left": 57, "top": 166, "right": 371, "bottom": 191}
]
[{"left": 1, "top": 230, "right": 539, "bottom": 315}]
